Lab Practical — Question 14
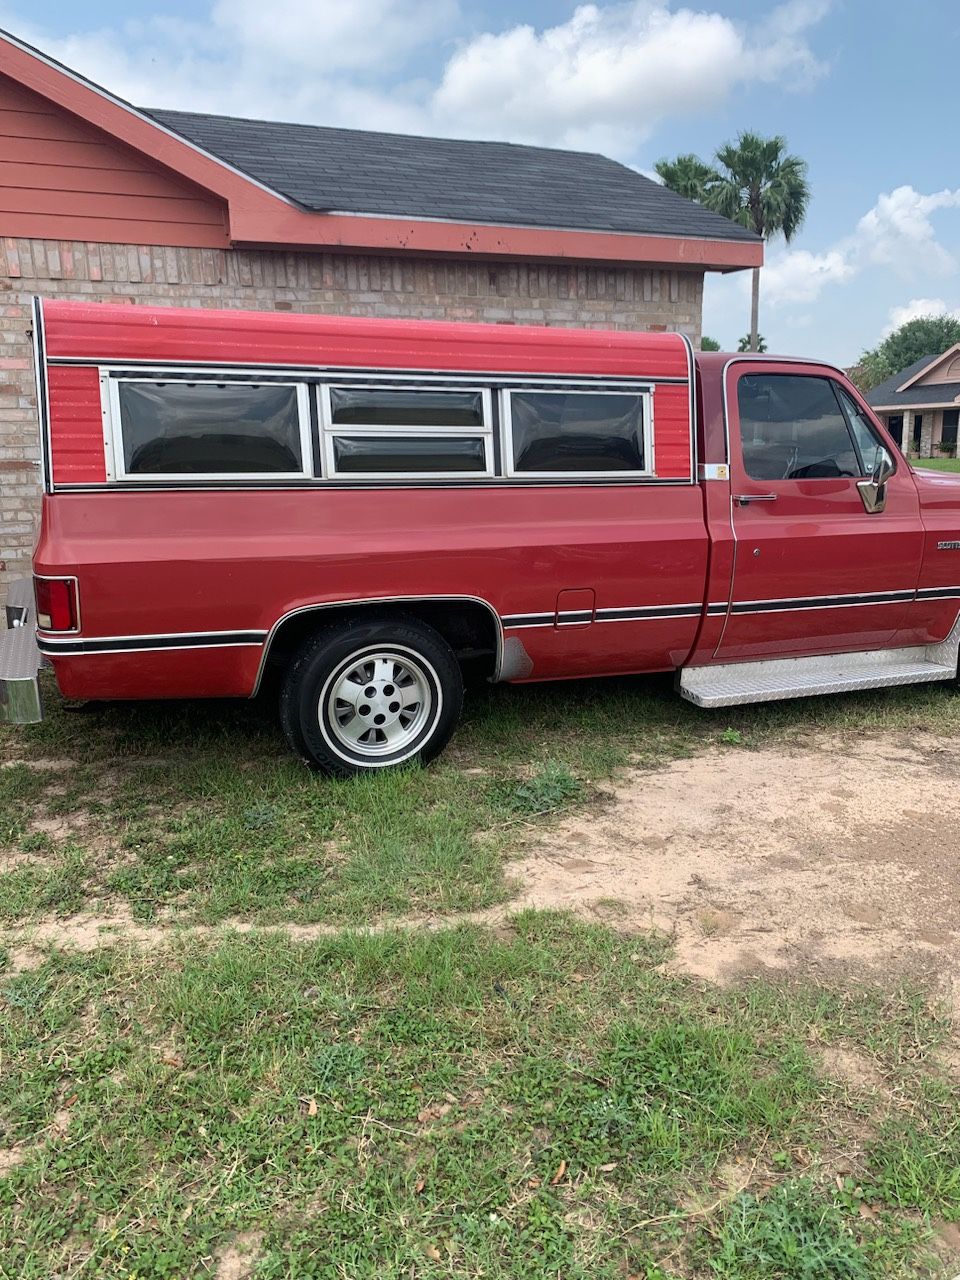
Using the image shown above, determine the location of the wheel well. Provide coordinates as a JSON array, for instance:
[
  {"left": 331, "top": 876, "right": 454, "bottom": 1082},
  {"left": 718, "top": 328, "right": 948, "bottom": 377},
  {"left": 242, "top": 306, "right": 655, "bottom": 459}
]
[{"left": 258, "top": 599, "right": 501, "bottom": 690}]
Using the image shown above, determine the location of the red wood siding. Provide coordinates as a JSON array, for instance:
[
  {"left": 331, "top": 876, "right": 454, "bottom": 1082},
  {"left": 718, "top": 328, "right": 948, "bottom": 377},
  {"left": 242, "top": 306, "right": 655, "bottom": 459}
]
[
  {"left": 0, "top": 75, "right": 229, "bottom": 248},
  {"left": 47, "top": 365, "right": 107, "bottom": 485}
]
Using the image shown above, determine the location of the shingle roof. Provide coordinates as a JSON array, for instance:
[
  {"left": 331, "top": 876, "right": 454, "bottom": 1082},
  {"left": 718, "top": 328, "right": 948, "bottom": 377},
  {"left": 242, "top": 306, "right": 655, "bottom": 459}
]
[
  {"left": 145, "top": 108, "right": 761, "bottom": 243},
  {"left": 865, "top": 353, "right": 960, "bottom": 408}
]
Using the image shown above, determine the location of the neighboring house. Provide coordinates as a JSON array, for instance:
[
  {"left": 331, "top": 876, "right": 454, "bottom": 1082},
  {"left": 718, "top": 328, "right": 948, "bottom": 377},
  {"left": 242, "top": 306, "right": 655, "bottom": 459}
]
[
  {"left": 0, "top": 31, "right": 761, "bottom": 599},
  {"left": 865, "top": 346, "right": 960, "bottom": 458}
]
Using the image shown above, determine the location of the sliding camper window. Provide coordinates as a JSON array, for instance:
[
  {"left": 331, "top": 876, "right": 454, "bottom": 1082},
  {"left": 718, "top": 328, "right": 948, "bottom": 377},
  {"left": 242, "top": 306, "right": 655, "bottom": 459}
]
[
  {"left": 321, "top": 386, "right": 494, "bottom": 478},
  {"left": 110, "top": 380, "right": 312, "bottom": 479},
  {"left": 503, "top": 389, "right": 652, "bottom": 477}
]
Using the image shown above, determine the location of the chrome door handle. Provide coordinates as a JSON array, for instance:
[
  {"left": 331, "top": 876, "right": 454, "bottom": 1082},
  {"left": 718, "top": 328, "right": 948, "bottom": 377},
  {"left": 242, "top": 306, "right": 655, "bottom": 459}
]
[{"left": 735, "top": 493, "right": 778, "bottom": 505}]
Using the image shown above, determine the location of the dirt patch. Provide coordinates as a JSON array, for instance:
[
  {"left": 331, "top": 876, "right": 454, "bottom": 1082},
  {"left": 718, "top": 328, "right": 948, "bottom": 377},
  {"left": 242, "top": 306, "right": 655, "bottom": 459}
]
[
  {"left": 1, "top": 757, "right": 78, "bottom": 772},
  {"left": 5, "top": 731, "right": 960, "bottom": 1015},
  {"left": 817, "top": 1045, "right": 887, "bottom": 1092},
  {"left": 214, "top": 1231, "right": 263, "bottom": 1280},
  {"left": 5, "top": 945, "right": 44, "bottom": 974},
  {"left": 0, "top": 1147, "right": 26, "bottom": 1176},
  {"left": 506, "top": 732, "right": 960, "bottom": 1007}
]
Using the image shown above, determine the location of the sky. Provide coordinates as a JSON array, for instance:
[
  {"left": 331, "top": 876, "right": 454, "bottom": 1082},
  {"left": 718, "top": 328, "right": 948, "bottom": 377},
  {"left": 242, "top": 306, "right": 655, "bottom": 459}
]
[{"left": 2, "top": 0, "right": 958, "bottom": 363}]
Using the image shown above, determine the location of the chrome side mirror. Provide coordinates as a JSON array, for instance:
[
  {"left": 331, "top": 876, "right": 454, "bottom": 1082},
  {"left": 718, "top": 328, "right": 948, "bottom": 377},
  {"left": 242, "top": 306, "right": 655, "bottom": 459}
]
[{"left": 858, "top": 451, "right": 895, "bottom": 514}]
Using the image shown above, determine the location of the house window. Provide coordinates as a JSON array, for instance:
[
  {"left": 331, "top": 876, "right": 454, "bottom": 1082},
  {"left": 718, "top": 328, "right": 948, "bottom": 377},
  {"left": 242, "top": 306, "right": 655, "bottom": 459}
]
[
  {"left": 886, "top": 414, "right": 903, "bottom": 447},
  {"left": 942, "top": 409, "right": 959, "bottom": 449},
  {"left": 112, "top": 380, "right": 311, "bottom": 479},
  {"left": 913, "top": 414, "right": 924, "bottom": 449},
  {"left": 322, "top": 385, "right": 494, "bottom": 478},
  {"left": 503, "top": 389, "right": 651, "bottom": 477}
]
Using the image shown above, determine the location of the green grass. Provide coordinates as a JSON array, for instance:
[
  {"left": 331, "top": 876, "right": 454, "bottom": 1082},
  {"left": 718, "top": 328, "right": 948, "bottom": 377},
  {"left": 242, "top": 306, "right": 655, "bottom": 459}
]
[
  {"left": 1, "top": 915, "right": 957, "bottom": 1279},
  {"left": 911, "top": 456, "right": 960, "bottom": 472},
  {"left": 2, "top": 670, "right": 960, "bottom": 928}
]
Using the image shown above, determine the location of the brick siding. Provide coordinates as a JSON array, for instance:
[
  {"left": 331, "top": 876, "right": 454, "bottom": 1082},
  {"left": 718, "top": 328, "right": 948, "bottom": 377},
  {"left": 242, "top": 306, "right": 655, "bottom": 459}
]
[{"left": 1, "top": 236, "right": 705, "bottom": 598}]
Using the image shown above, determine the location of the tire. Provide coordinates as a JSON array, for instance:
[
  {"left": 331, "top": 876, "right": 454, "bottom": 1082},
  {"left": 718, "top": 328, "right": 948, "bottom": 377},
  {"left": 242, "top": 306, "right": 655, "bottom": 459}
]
[{"left": 279, "top": 614, "right": 464, "bottom": 777}]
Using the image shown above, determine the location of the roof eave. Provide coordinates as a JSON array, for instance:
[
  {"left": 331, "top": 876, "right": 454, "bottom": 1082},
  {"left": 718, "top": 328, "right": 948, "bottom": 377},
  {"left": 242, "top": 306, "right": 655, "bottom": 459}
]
[
  {"left": 229, "top": 203, "right": 764, "bottom": 269},
  {"left": 897, "top": 343, "right": 960, "bottom": 391}
]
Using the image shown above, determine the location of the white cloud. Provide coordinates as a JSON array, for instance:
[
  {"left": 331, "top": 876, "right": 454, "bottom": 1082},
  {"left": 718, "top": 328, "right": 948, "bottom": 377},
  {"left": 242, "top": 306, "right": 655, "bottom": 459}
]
[
  {"left": 855, "top": 186, "right": 960, "bottom": 275},
  {"left": 751, "top": 185, "right": 960, "bottom": 313},
  {"left": 433, "top": 1, "right": 829, "bottom": 151},
  {"left": 0, "top": 0, "right": 829, "bottom": 150},
  {"left": 761, "top": 248, "right": 854, "bottom": 306},
  {"left": 881, "top": 297, "right": 960, "bottom": 338}
]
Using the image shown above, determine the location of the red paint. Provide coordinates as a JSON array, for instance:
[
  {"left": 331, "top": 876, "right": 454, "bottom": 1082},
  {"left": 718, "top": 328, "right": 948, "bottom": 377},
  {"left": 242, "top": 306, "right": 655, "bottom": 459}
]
[
  {"left": 1, "top": 32, "right": 763, "bottom": 268},
  {"left": 42, "top": 298, "right": 691, "bottom": 378},
  {"left": 0, "top": 73, "right": 229, "bottom": 248},
  {"left": 714, "top": 358, "right": 924, "bottom": 660},
  {"left": 46, "top": 365, "right": 106, "bottom": 484},
  {"left": 32, "top": 303, "right": 960, "bottom": 708}
]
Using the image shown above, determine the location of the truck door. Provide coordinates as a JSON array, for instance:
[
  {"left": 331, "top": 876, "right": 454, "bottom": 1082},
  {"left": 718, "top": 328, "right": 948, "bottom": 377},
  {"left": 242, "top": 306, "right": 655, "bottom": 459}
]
[{"left": 714, "top": 363, "right": 923, "bottom": 661}]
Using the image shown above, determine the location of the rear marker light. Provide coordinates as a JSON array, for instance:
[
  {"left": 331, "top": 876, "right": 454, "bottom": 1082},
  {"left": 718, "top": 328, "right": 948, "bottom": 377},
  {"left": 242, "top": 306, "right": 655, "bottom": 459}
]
[{"left": 34, "top": 577, "right": 79, "bottom": 632}]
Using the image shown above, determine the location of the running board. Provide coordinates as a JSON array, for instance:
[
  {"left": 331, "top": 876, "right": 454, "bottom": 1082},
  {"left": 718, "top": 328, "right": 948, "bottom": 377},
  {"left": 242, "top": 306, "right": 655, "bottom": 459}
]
[{"left": 679, "top": 622, "right": 960, "bottom": 709}]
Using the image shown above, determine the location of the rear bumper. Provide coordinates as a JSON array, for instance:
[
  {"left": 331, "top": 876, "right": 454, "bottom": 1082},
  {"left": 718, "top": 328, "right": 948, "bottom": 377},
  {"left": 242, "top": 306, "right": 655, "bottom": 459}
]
[{"left": 0, "top": 578, "right": 42, "bottom": 724}]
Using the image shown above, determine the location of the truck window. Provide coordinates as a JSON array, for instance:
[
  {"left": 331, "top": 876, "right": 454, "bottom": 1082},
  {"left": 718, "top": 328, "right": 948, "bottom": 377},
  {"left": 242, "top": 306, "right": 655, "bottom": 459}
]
[
  {"left": 115, "top": 381, "right": 309, "bottom": 478},
  {"left": 834, "top": 385, "right": 892, "bottom": 475},
  {"left": 505, "top": 390, "right": 649, "bottom": 476},
  {"left": 737, "top": 374, "right": 863, "bottom": 481},
  {"left": 323, "top": 385, "right": 493, "bottom": 478}
]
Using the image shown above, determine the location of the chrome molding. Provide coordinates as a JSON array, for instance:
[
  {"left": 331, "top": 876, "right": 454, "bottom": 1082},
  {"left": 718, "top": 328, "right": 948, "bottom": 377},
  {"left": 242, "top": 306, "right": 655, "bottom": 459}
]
[{"left": 31, "top": 296, "right": 52, "bottom": 494}]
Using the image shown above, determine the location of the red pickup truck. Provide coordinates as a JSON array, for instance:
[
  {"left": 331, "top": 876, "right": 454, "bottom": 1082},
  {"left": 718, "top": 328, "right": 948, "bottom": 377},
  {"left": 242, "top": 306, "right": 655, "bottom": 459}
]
[{"left": 2, "top": 299, "right": 959, "bottom": 775}]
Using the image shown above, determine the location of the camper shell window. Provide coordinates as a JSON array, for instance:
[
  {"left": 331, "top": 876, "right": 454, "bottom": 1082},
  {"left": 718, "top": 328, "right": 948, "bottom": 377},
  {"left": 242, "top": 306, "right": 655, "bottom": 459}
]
[
  {"left": 503, "top": 389, "right": 653, "bottom": 477},
  {"left": 321, "top": 385, "right": 494, "bottom": 479},
  {"left": 112, "top": 380, "right": 311, "bottom": 479}
]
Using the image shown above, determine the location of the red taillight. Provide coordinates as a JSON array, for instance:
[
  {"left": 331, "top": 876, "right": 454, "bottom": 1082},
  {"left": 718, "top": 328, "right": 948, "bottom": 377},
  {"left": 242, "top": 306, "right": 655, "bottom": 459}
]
[{"left": 34, "top": 577, "right": 78, "bottom": 632}]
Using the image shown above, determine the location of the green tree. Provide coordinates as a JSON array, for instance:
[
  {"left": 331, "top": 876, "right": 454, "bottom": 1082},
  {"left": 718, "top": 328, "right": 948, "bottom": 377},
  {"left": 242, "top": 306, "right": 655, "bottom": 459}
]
[
  {"left": 852, "top": 314, "right": 960, "bottom": 390},
  {"left": 653, "top": 154, "right": 719, "bottom": 203},
  {"left": 737, "top": 333, "right": 767, "bottom": 352},
  {"left": 700, "top": 335, "right": 721, "bottom": 351},
  {"left": 656, "top": 132, "right": 810, "bottom": 354}
]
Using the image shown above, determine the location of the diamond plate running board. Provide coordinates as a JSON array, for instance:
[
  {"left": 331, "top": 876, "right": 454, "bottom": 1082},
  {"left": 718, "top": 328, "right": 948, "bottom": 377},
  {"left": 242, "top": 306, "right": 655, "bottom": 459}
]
[{"left": 679, "top": 616, "right": 960, "bottom": 709}]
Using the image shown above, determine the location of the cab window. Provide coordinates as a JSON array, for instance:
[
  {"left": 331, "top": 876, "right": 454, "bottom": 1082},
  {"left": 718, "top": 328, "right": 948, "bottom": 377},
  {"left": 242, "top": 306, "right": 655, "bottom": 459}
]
[{"left": 738, "top": 374, "right": 863, "bottom": 481}]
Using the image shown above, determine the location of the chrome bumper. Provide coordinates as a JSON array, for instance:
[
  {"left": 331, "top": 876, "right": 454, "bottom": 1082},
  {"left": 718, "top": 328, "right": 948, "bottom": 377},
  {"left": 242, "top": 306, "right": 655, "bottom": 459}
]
[{"left": 0, "top": 578, "right": 42, "bottom": 724}]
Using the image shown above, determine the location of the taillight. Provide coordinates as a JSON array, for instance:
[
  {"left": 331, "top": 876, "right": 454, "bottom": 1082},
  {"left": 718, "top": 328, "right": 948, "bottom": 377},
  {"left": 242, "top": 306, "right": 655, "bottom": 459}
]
[{"left": 34, "top": 577, "right": 79, "bottom": 632}]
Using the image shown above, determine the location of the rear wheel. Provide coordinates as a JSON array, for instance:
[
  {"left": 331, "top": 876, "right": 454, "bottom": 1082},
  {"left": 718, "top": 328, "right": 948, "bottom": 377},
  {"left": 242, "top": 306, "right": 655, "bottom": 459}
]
[{"left": 280, "top": 615, "right": 464, "bottom": 776}]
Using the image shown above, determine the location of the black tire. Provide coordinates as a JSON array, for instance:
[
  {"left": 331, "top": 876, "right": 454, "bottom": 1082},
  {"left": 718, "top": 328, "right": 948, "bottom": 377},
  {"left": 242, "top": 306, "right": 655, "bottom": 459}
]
[{"left": 279, "top": 614, "right": 464, "bottom": 777}]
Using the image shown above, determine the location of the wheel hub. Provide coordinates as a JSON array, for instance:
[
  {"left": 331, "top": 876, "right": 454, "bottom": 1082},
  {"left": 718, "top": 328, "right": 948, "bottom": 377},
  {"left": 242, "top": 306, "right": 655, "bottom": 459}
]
[{"left": 324, "top": 649, "right": 434, "bottom": 756}]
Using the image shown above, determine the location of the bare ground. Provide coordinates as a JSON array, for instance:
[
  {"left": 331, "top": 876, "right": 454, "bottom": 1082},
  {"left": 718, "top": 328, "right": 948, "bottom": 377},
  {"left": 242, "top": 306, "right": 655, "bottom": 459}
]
[
  {"left": 509, "top": 731, "right": 960, "bottom": 1007},
  {"left": 4, "top": 731, "right": 960, "bottom": 1016}
]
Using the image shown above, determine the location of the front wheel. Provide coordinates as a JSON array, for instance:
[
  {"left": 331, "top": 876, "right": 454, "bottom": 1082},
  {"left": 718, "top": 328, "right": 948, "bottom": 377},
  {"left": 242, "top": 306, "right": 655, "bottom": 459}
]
[{"left": 279, "top": 615, "right": 464, "bottom": 777}]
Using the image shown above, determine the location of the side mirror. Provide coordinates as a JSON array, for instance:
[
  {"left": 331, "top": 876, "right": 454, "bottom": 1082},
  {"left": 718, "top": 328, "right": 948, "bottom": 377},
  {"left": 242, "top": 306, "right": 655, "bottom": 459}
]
[{"left": 858, "top": 450, "right": 895, "bottom": 514}]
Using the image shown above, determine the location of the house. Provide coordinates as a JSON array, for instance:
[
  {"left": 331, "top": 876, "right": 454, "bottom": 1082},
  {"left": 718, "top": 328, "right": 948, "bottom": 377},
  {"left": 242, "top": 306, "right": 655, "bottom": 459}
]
[
  {"left": 0, "top": 28, "right": 761, "bottom": 599},
  {"left": 865, "top": 346, "right": 960, "bottom": 458}
]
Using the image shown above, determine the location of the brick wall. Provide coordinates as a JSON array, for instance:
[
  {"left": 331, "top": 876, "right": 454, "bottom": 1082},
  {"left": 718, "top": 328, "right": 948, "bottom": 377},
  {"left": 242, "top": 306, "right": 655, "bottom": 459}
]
[{"left": 0, "top": 236, "right": 705, "bottom": 598}]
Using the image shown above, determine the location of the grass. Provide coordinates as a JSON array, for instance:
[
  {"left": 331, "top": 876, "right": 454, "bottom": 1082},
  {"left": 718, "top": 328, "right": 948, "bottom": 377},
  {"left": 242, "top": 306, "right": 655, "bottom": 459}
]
[
  {"left": 1, "top": 915, "right": 958, "bottom": 1279},
  {"left": 911, "top": 456, "right": 960, "bottom": 472},
  {"left": 2, "top": 669, "right": 960, "bottom": 928}
]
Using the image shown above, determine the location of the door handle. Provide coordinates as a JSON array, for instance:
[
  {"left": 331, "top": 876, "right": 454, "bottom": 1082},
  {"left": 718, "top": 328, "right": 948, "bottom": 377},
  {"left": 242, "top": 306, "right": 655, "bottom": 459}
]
[{"left": 734, "top": 493, "right": 778, "bottom": 505}]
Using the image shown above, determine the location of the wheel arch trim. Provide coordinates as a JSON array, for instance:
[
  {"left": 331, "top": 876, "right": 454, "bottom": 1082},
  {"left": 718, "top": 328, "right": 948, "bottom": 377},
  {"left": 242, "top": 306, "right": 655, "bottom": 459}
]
[{"left": 251, "top": 593, "right": 506, "bottom": 695}]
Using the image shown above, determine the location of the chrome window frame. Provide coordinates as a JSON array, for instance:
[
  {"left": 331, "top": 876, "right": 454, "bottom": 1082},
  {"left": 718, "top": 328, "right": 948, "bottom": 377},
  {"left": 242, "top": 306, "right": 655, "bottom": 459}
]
[
  {"left": 106, "top": 375, "right": 314, "bottom": 483},
  {"left": 500, "top": 386, "right": 655, "bottom": 480},
  {"left": 319, "top": 383, "right": 495, "bottom": 480}
]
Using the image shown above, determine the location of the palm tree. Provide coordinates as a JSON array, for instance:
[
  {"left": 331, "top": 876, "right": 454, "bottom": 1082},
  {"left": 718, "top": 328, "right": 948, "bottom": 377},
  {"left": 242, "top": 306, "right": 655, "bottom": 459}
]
[
  {"left": 656, "top": 132, "right": 809, "bottom": 353},
  {"left": 653, "top": 154, "right": 719, "bottom": 203},
  {"left": 737, "top": 333, "right": 767, "bottom": 353}
]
